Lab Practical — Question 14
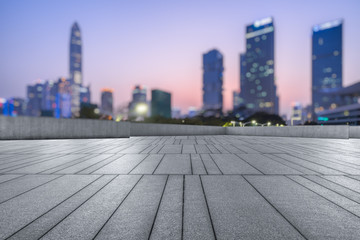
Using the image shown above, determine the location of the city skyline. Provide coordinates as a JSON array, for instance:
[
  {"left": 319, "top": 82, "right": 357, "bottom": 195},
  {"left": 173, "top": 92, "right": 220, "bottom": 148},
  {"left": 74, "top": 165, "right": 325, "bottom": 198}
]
[{"left": 1, "top": 0, "right": 360, "bottom": 117}]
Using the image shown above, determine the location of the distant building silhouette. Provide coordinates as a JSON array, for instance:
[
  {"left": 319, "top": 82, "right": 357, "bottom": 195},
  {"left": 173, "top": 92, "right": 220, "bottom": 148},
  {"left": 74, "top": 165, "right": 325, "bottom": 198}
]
[
  {"left": 312, "top": 19, "right": 343, "bottom": 120},
  {"left": 151, "top": 89, "right": 171, "bottom": 118},
  {"left": 202, "top": 49, "right": 223, "bottom": 117},
  {"left": 26, "top": 82, "right": 44, "bottom": 117},
  {"left": 69, "top": 22, "right": 82, "bottom": 117},
  {"left": 101, "top": 89, "right": 113, "bottom": 116},
  {"left": 240, "top": 17, "right": 279, "bottom": 115},
  {"left": 128, "top": 85, "right": 149, "bottom": 119}
]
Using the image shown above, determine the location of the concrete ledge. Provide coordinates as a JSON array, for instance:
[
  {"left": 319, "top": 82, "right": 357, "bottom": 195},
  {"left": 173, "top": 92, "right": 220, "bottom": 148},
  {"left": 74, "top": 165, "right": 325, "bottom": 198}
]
[
  {"left": 226, "top": 125, "right": 350, "bottom": 139},
  {"left": 0, "top": 116, "right": 130, "bottom": 139},
  {"left": 349, "top": 126, "right": 360, "bottom": 139},
  {"left": 130, "top": 122, "right": 226, "bottom": 136},
  {"left": 1, "top": 116, "right": 359, "bottom": 139}
]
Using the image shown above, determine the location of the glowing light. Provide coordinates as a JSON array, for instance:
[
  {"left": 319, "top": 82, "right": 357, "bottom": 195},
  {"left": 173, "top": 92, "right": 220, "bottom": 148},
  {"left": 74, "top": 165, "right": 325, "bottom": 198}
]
[
  {"left": 94, "top": 108, "right": 100, "bottom": 114},
  {"left": 135, "top": 103, "right": 148, "bottom": 115}
]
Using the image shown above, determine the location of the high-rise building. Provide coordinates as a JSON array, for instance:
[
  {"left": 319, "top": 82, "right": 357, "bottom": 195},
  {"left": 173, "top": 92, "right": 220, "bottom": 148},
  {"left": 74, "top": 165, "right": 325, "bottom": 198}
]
[
  {"left": 241, "top": 17, "right": 279, "bottom": 114},
  {"left": 202, "top": 49, "right": 223, "bottom": 117},
  {"left": 26, "top": 82, "right": 44, "bottom": 117},
  {"left": 101, "top": 89, "right": 113, "bottom": 116},
  {"left": 55, "top": 77, "right": 72, "bottom": 118},
  {"left": 151, "top": 89, "right": 171, "bottom": 118},
  {"left": 312, "top": 19, "right": 343, "bottom": 119},
  {"left": 9, "top": 98, "right": 25, "bottom": 116},
  {"left": 128, "top": 85, "right": 148, "bottom": 119},
  {"left": 69, "top": 22, "right": 82, "bottom": 117}
]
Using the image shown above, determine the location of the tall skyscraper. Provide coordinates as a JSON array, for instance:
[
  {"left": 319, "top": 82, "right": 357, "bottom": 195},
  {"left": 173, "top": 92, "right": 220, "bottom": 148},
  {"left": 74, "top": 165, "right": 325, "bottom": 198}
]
[
  {"left": 312, "top": 19, "right": 343, "bottom": 119},
  {"left": 101, "top": 89, "right": 113, "bottom": 116},
  {"left": 151, "top": 89, "right": 171, "bottom": 118},
  {"left": 240, "top": 17, "right": 279, "bottom": 114},
  {"left": 69, "top": 22, "right": 82, "bottom": 117},
  {"left": 202, "top": 49, "right": 224, "bottom": 117}
]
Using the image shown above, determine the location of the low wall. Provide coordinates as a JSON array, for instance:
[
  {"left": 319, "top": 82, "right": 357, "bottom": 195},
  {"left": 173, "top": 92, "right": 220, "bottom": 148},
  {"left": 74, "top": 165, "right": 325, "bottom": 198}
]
[
  {"left": 226, "top": 125, "right": 350, "bottom": 139},
  {"left": 0, "top": 116, "right": 130, "bottom": 139},
  {"left": 0, "top": 116, "right": 359, "bottom": 139},
  {"left": 349, "top": 126, "right": 360, "bottom": 139},
  {"left": 130, "top": 122, "right": 226, "bottom": 136}
]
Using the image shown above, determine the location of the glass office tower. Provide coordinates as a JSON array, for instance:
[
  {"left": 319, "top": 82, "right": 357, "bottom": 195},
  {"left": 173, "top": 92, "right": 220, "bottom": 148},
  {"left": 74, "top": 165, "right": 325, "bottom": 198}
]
[
  {"left": 241, "top": 17, "right": 278, "bottom": 114},
  {"left": 69, "top": 22, "right": 82, "bottom": 117},
  {"left": 312, "top": 19, "right": 343, "bottom": 119},
  {"left": 151, "top": 90, "right": 171, "bottom": 119},
  {"left": 202, "top": 49, "right": 224, "bottom": 116}
]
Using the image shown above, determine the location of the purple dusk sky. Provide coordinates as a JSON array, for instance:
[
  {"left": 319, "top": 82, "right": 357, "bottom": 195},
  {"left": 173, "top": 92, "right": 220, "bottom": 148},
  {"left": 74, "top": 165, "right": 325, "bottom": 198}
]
[{"left": 1, "top": 0, "right": 360, "bottom": 116}]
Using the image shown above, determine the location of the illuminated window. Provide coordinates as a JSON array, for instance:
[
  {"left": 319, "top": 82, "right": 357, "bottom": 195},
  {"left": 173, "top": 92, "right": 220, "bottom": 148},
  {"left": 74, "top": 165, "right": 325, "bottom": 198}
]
[
  {"left": 318, "top": 38, "right": 324, "bottom": 45},
  {"left": 333, "top": 50, "right": 339, "bottom": 56},
  {"left": 261, "top": 35, "right": 267, "bottom": 40}
]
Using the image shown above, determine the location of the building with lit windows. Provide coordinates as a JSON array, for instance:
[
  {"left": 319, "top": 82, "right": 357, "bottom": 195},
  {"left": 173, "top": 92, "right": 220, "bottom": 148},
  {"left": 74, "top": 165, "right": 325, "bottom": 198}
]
[
  {"left": 240, "top": 17, "right": 279, "bottom": 115},
  {"left": 312, "top": 19, "right": 343, "bottom": 120},
  {"left": 202, "top": 49, "right": 223, "bottom": 117},
  {"left": 101, "top": 89, "right": 114, "bottom": 116},
  {"left": 151, "top": 89, "right": 171, "bottom": 119},
  {"left": 69, "top": 22, "right": 82, "bottom": 117}
]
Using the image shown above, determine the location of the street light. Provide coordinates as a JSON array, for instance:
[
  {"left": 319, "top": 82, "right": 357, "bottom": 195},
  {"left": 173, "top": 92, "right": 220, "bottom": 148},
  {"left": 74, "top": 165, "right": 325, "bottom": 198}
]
[{"left": 243, "top": 120, "right": 256, "bottom": 126}]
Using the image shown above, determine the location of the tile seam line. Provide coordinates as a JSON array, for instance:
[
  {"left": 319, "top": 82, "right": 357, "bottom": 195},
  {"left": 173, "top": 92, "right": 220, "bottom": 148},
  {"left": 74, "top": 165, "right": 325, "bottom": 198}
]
[
  {"left": 301, "top": 175, "right": 360, "bottom": 205},
  {"left": 88, "top": 154, "right": 126, "bottom": 174},
  {"left": 242, "top": 175, "right": 308, "bottom": 240},
  {"left": 317, "top": 175, "right": 360, "bottom": 195},
  {"left": 4, "top": 174, "right": 105, "bottom": 240},
  {"left": 287, "top": 152, "right": 360, "bottom": 173},
  {"left": 0, "top": 174, "right": 63, "bottom": 205},
  {"left": 92, "top": 175, "right": 144, "bottom": 240},
  {"left": 151, "top": 154, "right": 166, "bottom": 175},
  {"left": 147, "top": 175, "right": 169, "bottom": 240},
  {"left": 74, "top": 154, "right": 120, "bottom": 174},
  {"left": 265, "top": 154, "right": 319, "bottom": 175},
  {"left": 199, "top": 175, "right": 217, "bottom": 240},
  {"left": 285, "top": 175, "right": 360, "bottom": 219}
]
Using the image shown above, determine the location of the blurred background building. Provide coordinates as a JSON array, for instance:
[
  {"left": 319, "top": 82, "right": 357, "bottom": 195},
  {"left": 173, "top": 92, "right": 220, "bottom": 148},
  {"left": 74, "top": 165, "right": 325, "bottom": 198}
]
[
  {"left": 151, "top": 89, "right": 171, "bottom": 118},
  {"left": 240, "top": 17, "right": 279, "bottom": 115},
  {"left": 100, "top": 88, "right": 113, "bottom": 117},
  {"left": 202, "top": 49, "right": 224, "bottom": 117},
  {"left": 312, "top": 19, "right": 343, "bottom": 120}
]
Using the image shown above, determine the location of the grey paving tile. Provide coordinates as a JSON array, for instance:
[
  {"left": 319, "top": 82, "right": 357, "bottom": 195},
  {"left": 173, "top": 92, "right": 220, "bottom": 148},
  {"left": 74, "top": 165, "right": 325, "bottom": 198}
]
[
  {"left": 130, "top": 154, "right": 164, "bottom": 174},
  {"left": 8, "top": 175, "right": 115, "bottom": 240},
  {"left": 210, "top": 154, "right": 261, "bottom": 174},
  {"left": 93, "top": 154, "right": 148, "bottom": 174},
  {"left": 5, "top": 154, "right": 88, "bottom": 174},
  {"left": 288, "top": 175, "right": 360, "bottom": 217},
  {"left": 195, "top": 145, "right": 211, "bottom": 154},
  {"left": 41, "top": 175, "right": 141, "bottom": 240},
  {"left": 0, "top": 174, "right": 59, "bottom": 203},
  {"left": 191, "top": 154, "right": 207, "bottom": 174},
  {"left": 150, "top": 175, "right": 183, "bottom": 240},
  {"left": 155, "top": 154, "right": 191, "bottom": 174},
  {"left": 275, "top": 154, "right": 344, "bottom": 174},
  {"left": 202, "top": 175, "right": 304, "bottom": 239},
  {"left": 322, "top": 175, "right": 360, "bottom": 193},
  {"left": 200, "top": 154, "right": 222, "bottom": 174},
  {"left": 76, "top": 154, "right": 123, "bottom": 174},
  {"left": 54, "top": 154, "right": 115, "bottom": 174},
  {"left": 0, "top": 175, "right": 99, "bottom": 239},
  {"left": 159, "top": 145, "right": 182, "bottom": 154},
  {"left": 183, "top": 175, "right": 215, "bottom": 240},
  {"left": 0, "top": 174, "right": 23, "bottom": 184},
  {"left": 95, "top": 175, "right": 167, "bottom": 240},
  {"left": 238, "top": 154, "right": 303, "bottom": 174},
  {"left": 246, "top": 175, "right": 360, "bottom": 239},
  {"left": 182, "top": 144, "right": 196, "bottom": 154}
]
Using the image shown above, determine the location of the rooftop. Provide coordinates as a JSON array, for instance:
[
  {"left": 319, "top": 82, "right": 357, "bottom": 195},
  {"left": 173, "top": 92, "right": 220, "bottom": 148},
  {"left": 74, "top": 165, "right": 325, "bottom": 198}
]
[{"left": 1, "top": 135, "right": 360, "bottom": 239}]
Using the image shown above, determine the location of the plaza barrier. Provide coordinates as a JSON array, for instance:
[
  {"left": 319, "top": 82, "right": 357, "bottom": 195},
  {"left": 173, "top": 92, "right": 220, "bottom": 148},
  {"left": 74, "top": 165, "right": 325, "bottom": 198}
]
[
  {"left": 0, "top": 116, "right": 130, "bottom": 139},
  {"left": 226, "top": 125, "right": 350, "bottom": 139},
  {"left": 0, "top": 116, "right": 359, "bottom": 139},
  {"left": 130, "top": 122, "right": 226, "bottom": 136}
]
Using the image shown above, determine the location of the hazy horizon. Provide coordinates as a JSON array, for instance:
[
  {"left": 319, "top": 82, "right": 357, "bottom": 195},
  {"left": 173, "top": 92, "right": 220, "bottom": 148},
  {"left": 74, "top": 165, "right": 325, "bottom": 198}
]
[{"left": 1, "top": 0, "right": 360, "bottom": 117}]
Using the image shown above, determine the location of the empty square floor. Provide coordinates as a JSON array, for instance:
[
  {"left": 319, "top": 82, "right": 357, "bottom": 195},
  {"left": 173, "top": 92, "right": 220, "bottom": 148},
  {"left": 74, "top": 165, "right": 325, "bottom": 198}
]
[{"left": 0, "top": 135, "right": 360, "bottom": 239}]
